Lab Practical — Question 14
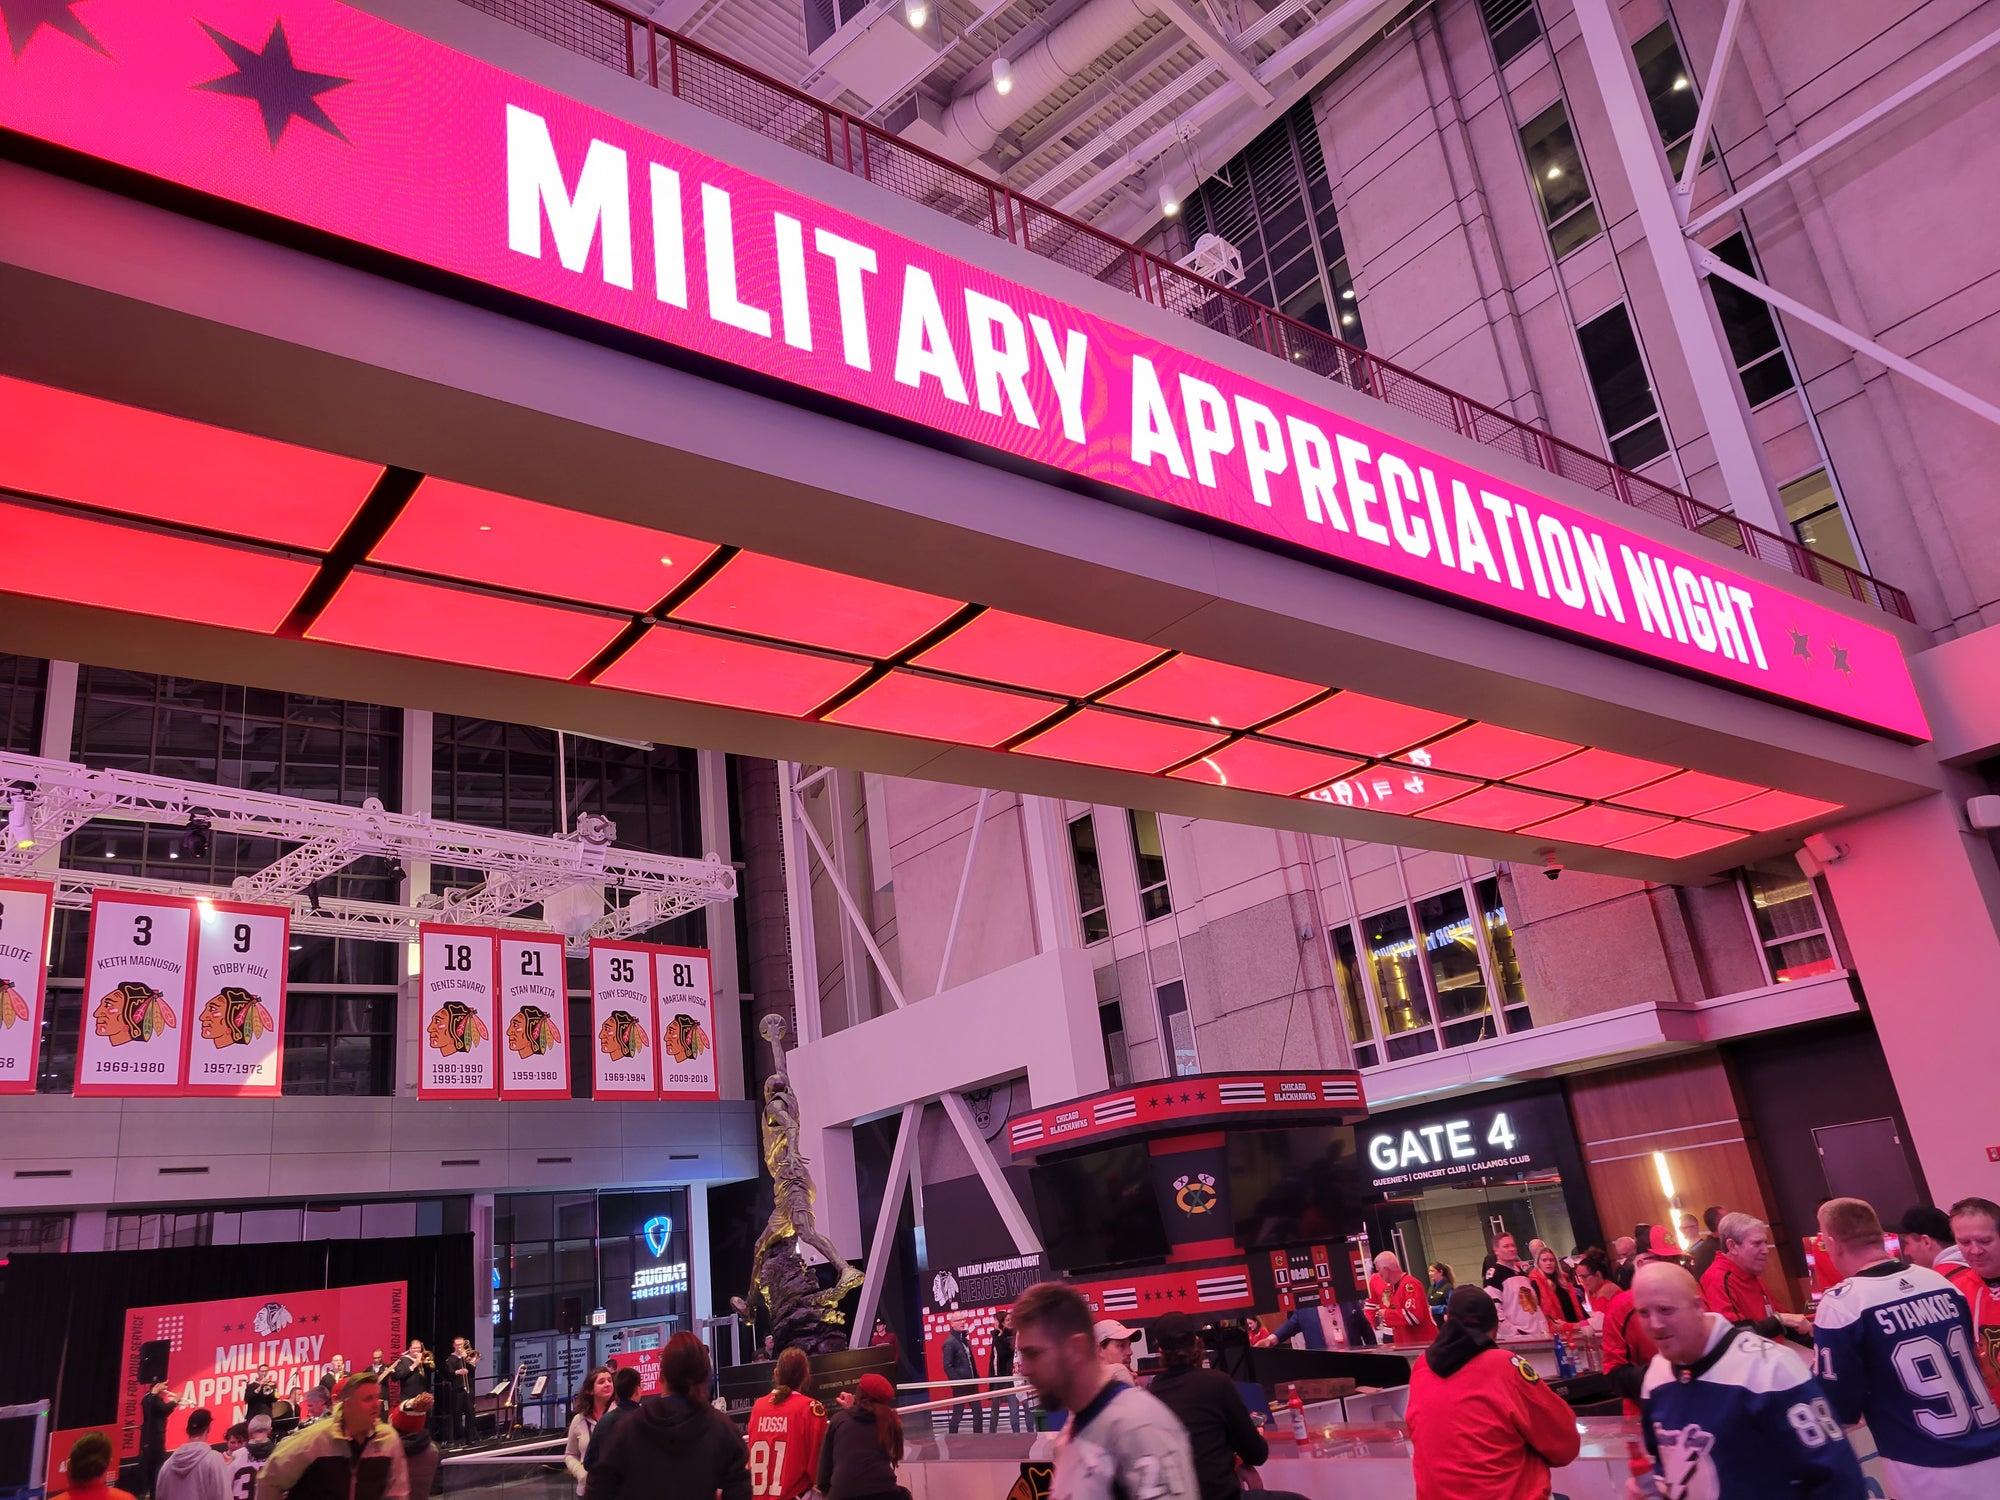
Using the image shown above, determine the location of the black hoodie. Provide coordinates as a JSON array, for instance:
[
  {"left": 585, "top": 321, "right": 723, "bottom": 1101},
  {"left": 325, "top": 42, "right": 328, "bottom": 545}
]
[{"left": 583, "top": 1393, "right": 749, "bottom": 1500}]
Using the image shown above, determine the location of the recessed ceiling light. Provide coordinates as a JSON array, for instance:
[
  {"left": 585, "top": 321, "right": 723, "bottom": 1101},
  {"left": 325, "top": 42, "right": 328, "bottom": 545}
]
[{"left": 1547, "top": 165, "right": 1563, "bottom": 179}]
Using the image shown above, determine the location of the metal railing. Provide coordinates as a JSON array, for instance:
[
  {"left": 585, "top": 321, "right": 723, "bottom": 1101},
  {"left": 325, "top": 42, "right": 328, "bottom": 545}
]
[{"left": 456, "top": 0, "right": 1915, "bottom": 622}]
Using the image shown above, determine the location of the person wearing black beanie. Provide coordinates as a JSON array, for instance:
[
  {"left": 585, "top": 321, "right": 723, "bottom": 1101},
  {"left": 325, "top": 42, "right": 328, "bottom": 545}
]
[{"left": 1405, "top": 1287, "right": 1580, "bottom": 1500}]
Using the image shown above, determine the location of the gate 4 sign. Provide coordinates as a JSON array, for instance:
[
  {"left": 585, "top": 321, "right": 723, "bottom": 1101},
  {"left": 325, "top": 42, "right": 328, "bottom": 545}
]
[
  {"left": 418, "top": 924, "right": 499, "bottom": 1100},
  {"left": 498, "top": 932, "right": 570, "bottom": 1100},
  {"left": 0, "top": 878, "right": 55, "bottom": 1095},
  {"left": 185, "top": 899, "right": 290, "bottom": 1098},
  {"left": 589, "top": 939, "right": 656, "bottom": 1100},
  {"left": 75, "top": 891, "right": 199, "bottom": 1096},
  {"left": 653, "top": 948, "right": 718, "bottom": 1102}
]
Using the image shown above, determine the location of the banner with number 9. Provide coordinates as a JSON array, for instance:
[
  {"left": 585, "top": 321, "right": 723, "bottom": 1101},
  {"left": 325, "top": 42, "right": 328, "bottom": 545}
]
[
  {"left": 185, "top": 898, "right": 290, "bottom": 1098},
  {"left": 418, "top": 924, "right": 499, "bottom": 1100}
]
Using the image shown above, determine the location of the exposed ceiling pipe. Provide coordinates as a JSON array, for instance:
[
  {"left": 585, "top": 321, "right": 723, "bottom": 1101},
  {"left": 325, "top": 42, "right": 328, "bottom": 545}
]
[{"left": 928, "top": 0, "right": 1160, "bottom": 163}]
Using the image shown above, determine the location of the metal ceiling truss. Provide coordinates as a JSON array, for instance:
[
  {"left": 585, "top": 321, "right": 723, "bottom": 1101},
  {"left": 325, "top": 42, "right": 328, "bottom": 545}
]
[{"left": 0, "top": 751, "right": 735, "bottom": 951}]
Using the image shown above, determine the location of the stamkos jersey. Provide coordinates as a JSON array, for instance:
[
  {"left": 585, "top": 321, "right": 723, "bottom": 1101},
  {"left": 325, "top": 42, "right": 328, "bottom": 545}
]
[
  {"left": 1640, "top": 1316, "right": 1864, "bottom": 1500},
  {"left": 745, "top": 1390, "right": 827, "bottom": 1500},
  {"left": 1813, "top": 1262, "right": 2000, "bottom": 1480}
]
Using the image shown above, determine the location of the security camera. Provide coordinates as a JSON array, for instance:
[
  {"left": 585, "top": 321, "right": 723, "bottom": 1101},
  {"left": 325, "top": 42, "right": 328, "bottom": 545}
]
[{"left": 1542, "top": 854, "right": 1563, "bottom": 881}]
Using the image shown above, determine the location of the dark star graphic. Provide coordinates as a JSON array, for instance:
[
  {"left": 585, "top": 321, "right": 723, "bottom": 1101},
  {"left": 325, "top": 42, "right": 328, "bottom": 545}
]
[
  {"left": 1788, "top": 626, "right": 1812, "bottom": 661},
  {"left": 3, "top": 0, "right": 108, "bottom": 61},
  {"left": 1829, "top": 640, "right": 1853, "bottom": 676},
  {"left": 194, "top": 18, "right": 351, "bottom": 149}
]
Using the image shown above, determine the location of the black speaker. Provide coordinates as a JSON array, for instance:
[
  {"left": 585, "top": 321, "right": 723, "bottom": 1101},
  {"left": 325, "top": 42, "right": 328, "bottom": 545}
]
[
  {"left": 557, "top": 1297, "right": 583, "bottom": 1337},
  {"left": 137, "top": 1340, "right": 171, "bottom": 1384}
]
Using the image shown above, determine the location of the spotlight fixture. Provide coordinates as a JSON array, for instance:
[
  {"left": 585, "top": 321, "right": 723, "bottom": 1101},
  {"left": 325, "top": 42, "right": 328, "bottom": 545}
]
[
  {"left": 573, "top": 812, "right": 619, "bottom": 846},
  {"left": 307, "top": 879, "right": 325, "bottom": 915},
  {"left": 181, "top": 811, "right": 212, "bottom": 860},
  {"left": 991, "top": 55, "right": 1012, "bottom": 95},
  {"left": 6, "top": 786, "right": 34, "bottom": 851},
  {"left": 1159, "top": 180, "right": 1180, "bottom": 217},
  {"left": 904, "top": 0, "right": 927, "bottom": 26}
]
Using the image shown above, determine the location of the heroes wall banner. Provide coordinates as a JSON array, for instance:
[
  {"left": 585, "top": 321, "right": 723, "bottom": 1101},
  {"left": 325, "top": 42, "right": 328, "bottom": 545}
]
[
  {"left": 497, "top": 931, "right": 570, "bottom": 1099},
  {"left": 417, "top": 923, "right": 499, "bottom": 1100},
  {"left": 75, "top": 891, "right": 199, "bottom": 1097},
  {"left": 652, "top": 946, "right": 718, "bottom": 1102},
  {"left": 589, "top": 938, "right": 656, "bottom": 1100},
  {"left": 0, "top": 0, "right": 1926, "bottom": 738},
  {"left": 117, "top": 1280, "right": 406, "bottom": 1457},
  {"left": 0, "top": 877, "right": 55, "bottom": 1095},
  {"left": 185, "top": 898, "right": 290, "bottom": 1098}
]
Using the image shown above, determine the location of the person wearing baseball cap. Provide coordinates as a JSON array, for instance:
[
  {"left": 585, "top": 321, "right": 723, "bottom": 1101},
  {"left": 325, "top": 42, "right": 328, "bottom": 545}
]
[
  {"left": 1094, "top": 1320, "right": 1140, "bottom": 1386},
  {"left": 225, "top": 1416, "right": 275, "bottom": 1500}
]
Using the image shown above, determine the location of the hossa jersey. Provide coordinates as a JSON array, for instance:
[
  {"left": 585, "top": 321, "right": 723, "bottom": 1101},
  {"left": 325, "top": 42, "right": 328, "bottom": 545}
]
[
  {"left": 1640, "top": 1315, "right": 1865, "bottom": 1500},
  {"left": 1813, "top": 1261, "right": 2000, "bottom": 1496},
  {"left": 745, "top": 1390, "right": 827, "bottom": 1500}
]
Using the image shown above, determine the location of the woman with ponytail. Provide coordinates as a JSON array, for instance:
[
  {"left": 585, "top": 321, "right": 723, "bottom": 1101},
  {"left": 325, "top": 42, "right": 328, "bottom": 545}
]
[
  {"left": 815, "top": 1373, "right": 905, "bottom": 1500},
  {"left": 746, "top": 1350, "right": 828, "bottom": 1500}
]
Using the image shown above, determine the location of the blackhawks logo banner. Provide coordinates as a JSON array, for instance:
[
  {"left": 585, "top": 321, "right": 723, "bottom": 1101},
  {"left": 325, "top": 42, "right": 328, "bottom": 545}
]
[
  {"left": 653, "top": 947, "right": 718, "bottom": 1102},
  {"left": 185, "top": 899, "right": 289, "bottom": 1098},
  {"left": 498, "top": 932, "right": 569, "bottom": 1100},
  {"left": 417, "top": 924, "right": 498, "bottom": 1100},
  {"left": 75, "top": 891, "right": 199, "bottom": 1097},
  {"left": 589, "top": 938, "right": 656, "bottom": 1100},
  {"left": 0, "top": 877, "right": 55, "bottom": 1095}
]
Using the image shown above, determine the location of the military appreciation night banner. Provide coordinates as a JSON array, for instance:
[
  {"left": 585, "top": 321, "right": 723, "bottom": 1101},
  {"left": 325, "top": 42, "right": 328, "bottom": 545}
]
[{"left": 0, "top": 0, "right": 1926, "bottom": 739}]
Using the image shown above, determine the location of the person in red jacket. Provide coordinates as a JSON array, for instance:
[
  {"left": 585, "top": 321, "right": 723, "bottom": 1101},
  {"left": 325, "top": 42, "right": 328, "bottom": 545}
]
[
  {"left": 1407, "top": 1286, "right": 1579, "bottom": 1500},
  {"left": 1603, "top": 1228, "right": 1683, "bottom": 1412},
  {"left": 1700, "top": 1213, "right": 1810, "bottom": 1345},
  {"left": 1369, "top": 1251, "right": 1439, "bottom": 1345}
]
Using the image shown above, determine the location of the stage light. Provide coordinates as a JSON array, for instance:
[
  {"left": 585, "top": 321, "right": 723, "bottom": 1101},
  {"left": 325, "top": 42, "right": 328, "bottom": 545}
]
[
  {"left": 1159, "top": 181, "right": 1180, "bottom": 217},
  {"left": 6, "top": 788, "right": 32, "bottom": 850},
  {"left": 992, "top": 56, "right": 1013, "bottom": 95},
  {"left": 199, "top": 898, "right": 217, "bottom": 919},
  {"left": 182, "top": 812, "right": 212, "bottom": 860},
  {"left": 573, "top": 813, "right": 618, "bottom": 846}
]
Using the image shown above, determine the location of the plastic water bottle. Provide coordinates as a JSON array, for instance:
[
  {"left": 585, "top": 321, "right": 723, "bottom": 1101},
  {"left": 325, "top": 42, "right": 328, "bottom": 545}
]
[
  {"left": 1286, "top": 1383, "right": 1308, "bottom": 1444},
  {"left": 1627, "top": 1439, "right": 1665, "bottom": 1498},
  {"left": 1553, "top": 1328, "right": 1577, "bottom": 1380}
]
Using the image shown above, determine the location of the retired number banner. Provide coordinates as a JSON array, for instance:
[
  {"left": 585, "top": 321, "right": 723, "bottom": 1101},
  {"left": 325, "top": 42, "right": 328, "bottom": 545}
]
[
  {"left": 654, "top": 947, "right": 719, "bottom": 1102},
  {"left": 75, "top": 891, "right": 199, "bottom": 1096},
  {"left": 418, "top": 924, "right": 498, "bottom": 1100},
  {"left": 589, "top": 938, "right": 656, "bottom": 1099},
  {"left": 0, "top": 877, "right": 54, "bottom": 1095},
  {"left": 498, "top": 932, "right": 569, "bottom": 1100},
  {"left": 185, "top": 899, "right": 290, "bottom": 1098}
]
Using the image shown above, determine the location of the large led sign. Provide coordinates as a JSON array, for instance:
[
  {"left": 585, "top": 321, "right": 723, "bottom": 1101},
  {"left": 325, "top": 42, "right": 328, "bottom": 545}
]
[{"left": 0, "top": 0, "right": 1926, "bottom": 738}]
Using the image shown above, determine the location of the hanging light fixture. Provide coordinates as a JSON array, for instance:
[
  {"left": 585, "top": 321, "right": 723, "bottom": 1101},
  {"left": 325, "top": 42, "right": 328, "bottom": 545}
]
[
  {"left": 6, "top": 787, "right": 32, "bottom": 851},
  {"left": 991, "top": 55, "right": 1013, "bottom": 95},
  {"left": 904, "top": 0, "right": 927, "bottom": 26},
  {"left": 1159, "top": 179, "right": 1181, "bottom": 217}
]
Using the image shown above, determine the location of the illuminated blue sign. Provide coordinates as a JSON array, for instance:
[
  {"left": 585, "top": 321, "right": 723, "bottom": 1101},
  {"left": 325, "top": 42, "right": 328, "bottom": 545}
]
[{"left": 643, "top": 1216, "right": 674, "bottom": 1257}]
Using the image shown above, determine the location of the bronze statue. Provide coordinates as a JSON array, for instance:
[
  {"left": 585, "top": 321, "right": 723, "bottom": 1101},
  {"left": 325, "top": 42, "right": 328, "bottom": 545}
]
[{"left": 733, "top": 1014, "right": 864, "bottom": 1356}]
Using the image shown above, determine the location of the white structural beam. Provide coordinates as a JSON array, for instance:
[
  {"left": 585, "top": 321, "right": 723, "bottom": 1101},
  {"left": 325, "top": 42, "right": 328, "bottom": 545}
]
[
  {"left": 1685, "top": 26, "right": 2000, "bottom": 239},
  {"left": 1153, "top": 0, "right": 1274, "bottom": 104},
  {"left": 1253, "top": 0, "right": 1389, "bottom": 83},
  {"left": 1696, "top": 249, "right": 2000, "bottom": 432},
  {"left": 939, "top": 1089, "right": 1042, "bottom": 1254},
  {"left": 1570, "top": 0, "right": 1784, "bottom": 532},
  {"left": 1675, "top": 0, "right": 1747, "bottom": 210},
  {"left": 850, "top": 1100, "right": 922, "bottom": 1340},
  {"left": 789, "top": 769, "right": 911, "bottom": 1011},
  {"left": 934, "top": 787, "right": 993, "bottom": 993}
]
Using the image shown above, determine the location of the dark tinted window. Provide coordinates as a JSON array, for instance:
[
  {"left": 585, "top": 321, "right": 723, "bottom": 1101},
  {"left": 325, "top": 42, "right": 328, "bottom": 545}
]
[
  {"left": 1708, "top": 233, "right": 1796, "bottom": 406},
  {"left": 1520, "top": 103, "right": 1600, "bottom": 257},
  {"left": 1577, "top": 305, "right": 1670, "bottom": 467},
  {"left": 1481, "top": 0, "right": 1542, "bottom": 67}
]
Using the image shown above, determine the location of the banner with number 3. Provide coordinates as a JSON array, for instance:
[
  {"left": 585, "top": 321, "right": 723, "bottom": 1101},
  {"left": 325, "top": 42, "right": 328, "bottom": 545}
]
[{"left": 75, "top": 891, "right": 199, "bottom": 1096}]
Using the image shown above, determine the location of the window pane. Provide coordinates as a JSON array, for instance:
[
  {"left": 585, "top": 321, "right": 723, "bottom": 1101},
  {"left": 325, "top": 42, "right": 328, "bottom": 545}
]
[
  {"left": 1578, "top": 305, "right": 1664, "bottom": 447},
  {"left": 1416, "top": 888, "right": 1490, "bottom": 1022},
  {"left": 1781, "top": 470, "right": 1862, "bottom": 572},
  {"left": 1475, "top": 877, "right": 1528, "bottom": 1009},
  {"left": 1129, "top": 809, "right": 1172, "bottom": 920},
  {"left": 1329, "top": 258, "right": 1366, "bottom": 347},
  {"left": 1744, "top": 860, "right": 1825, "bottom": 944},
  {"left": 1482, "top": 0, "right": 1542, "bottom": 67},
  {"left": 1364, "top": 907, "right": 1433, "bottom": 1040},
  {"left": 1611, "top": 418, "right": 1670, "bottom": 468},
  {"left": 1767, "top": 933, "right": 1838, "bottom": 983},
  {"left": 1069, "top": 814, "right": 1110, "bottom": 942},
  {"left": 1708, "top": 233, "right": 1794, "bottom": 403},
  {"left": 1100, "top": 1002, "right": 1130, "bottom": 1089},
  {"left": 1330, "top": 925, "right": 1373, "bottom": 1042},
  {"left": 1634, "top": 25, "right": 1699, "bottom": 153},
  {"left": 1157, "top": 980, "right": 1198, "bottom": 1078},
  {"left": 1521, "top": 105, "right": 1596, "bottom": 240}
]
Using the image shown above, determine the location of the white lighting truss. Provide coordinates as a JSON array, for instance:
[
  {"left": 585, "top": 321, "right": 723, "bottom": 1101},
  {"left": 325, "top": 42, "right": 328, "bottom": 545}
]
[{"left": 0, "top": 751, "right": 735, "bottom": 951}]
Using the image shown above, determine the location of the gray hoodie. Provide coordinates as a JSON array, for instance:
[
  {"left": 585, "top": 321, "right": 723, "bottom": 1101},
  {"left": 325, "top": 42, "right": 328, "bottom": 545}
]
[{"left": 157, "top": 1440, "right": 229, "bottom": 1500}]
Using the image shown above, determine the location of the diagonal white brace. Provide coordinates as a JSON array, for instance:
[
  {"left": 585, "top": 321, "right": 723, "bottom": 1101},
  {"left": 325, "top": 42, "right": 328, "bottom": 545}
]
[
  {"left": 940, "top": 1089, "right": 1041, "bottom": 1255},
  {"left": 791, "top": 786, "right": 911, "bottom": 1010},
  {"left": 1676, "top": 0, "right": 1747, "bottom": 210},
  {"left": 850, "top": 1100, "right": 923, "bottom": 1343}
]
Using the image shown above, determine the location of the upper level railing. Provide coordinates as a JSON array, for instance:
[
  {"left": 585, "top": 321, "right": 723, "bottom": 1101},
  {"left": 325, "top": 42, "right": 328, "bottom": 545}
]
[{"left": 458, "top": 0, "right": 1915, "bottom": 623}]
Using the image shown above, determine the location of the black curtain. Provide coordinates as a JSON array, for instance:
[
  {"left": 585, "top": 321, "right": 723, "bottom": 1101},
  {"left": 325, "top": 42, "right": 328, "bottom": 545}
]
[{"left": 0, "top": 1233, "right": 476, "bottom": 1427}]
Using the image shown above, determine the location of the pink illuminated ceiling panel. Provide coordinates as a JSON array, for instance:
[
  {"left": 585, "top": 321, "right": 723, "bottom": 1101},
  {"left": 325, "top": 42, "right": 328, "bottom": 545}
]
[
  {"left": 1613, "top": 770, "right": 1764, "bottom": 817},
  {"left": 1303, "top": 766, "right": 1483, "bottom": 815},
  {"left": 0, "top": 374, "right": 379, "bottom": 551},
  {"left": 1408, "top": 723, "right": 1581, "bottom": 779},
  {"left": 1522, "top": 804, "right": 1673, "bottom": 847},
  {"left": 1705, "top": 789, "right": 1845, "bottom": 832},
  {"left": 1513, "top": 747, "right": 1679, "bottom": 800},
  {"left": 1416, "top": 784, "right": 1582, "bottom": 833},
  {"left": 1015, "top": 711, "right": 1227, "bottom": 775},
  {"left": 1611, "top": 822, "right": 1749, "bottom": 859},
  {"left": 596, "top": 627, "right": 869, "bottom": 717},
  {"left": 1267, "top": 694, "right": 1464, "bottom": 758},
  {"left": 307, "top": 571, "right": 625, "bottom": 679},
  {"left": 0, "top": 499, "right": 316, "bottom": 632},
  {"left": 671, "top": 553, "right": 962, "bottom": 658},
  {"left": 1168, "top": 738, "right": 1363, "bottom": 797},
  {"left": 372, "top": 479, "right": 717, "bottom": 609},
  {"left": 911, "top": 611, "right": 1163, "bottom": 697},
  {"left": 1099, "top": 655, "right": 1322, "bottom": 729},
  {"left": 824, "top": 672, "right": 1059, "bottom": 747}
]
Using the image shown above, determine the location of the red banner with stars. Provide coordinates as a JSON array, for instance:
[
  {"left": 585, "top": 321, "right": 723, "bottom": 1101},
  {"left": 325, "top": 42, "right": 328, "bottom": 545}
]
[
  {"left": 1008, "top": 1071, "right": 1366, "bottom": 1158},
  {"left": 116, "top": 1280, "right": 406, "bottom": 1456}
]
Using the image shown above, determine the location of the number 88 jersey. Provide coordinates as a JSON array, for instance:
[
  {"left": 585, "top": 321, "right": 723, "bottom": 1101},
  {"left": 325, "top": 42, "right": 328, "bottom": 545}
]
[{"left": 746, "top": 1390, "right": 828, "bottom": 1500}]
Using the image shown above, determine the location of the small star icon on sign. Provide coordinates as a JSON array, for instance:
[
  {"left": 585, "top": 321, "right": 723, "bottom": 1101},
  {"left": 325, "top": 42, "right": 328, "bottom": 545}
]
[
  {"left": 1789, "top": 627, "right": 1812, "bottom": 661},
  {"left": 194, "top": 18, "right": 352, "bottom": 149},
  {"left": 3, "top": 0, "right": 108, "bottom": 61},
  {"left": 1829, "top": 640, "right": 1853, "bottom": 676}
]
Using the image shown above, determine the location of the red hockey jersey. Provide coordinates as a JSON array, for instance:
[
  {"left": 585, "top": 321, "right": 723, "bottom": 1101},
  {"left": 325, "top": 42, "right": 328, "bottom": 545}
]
[{"left": 746, "top": 1390, "right": 828, "bottom": 1500}]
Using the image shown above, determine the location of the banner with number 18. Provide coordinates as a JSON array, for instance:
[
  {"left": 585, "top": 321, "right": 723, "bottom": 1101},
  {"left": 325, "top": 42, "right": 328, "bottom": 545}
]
[{"left": 418, "top": 924, "right": 499, "bottom": 1100}]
